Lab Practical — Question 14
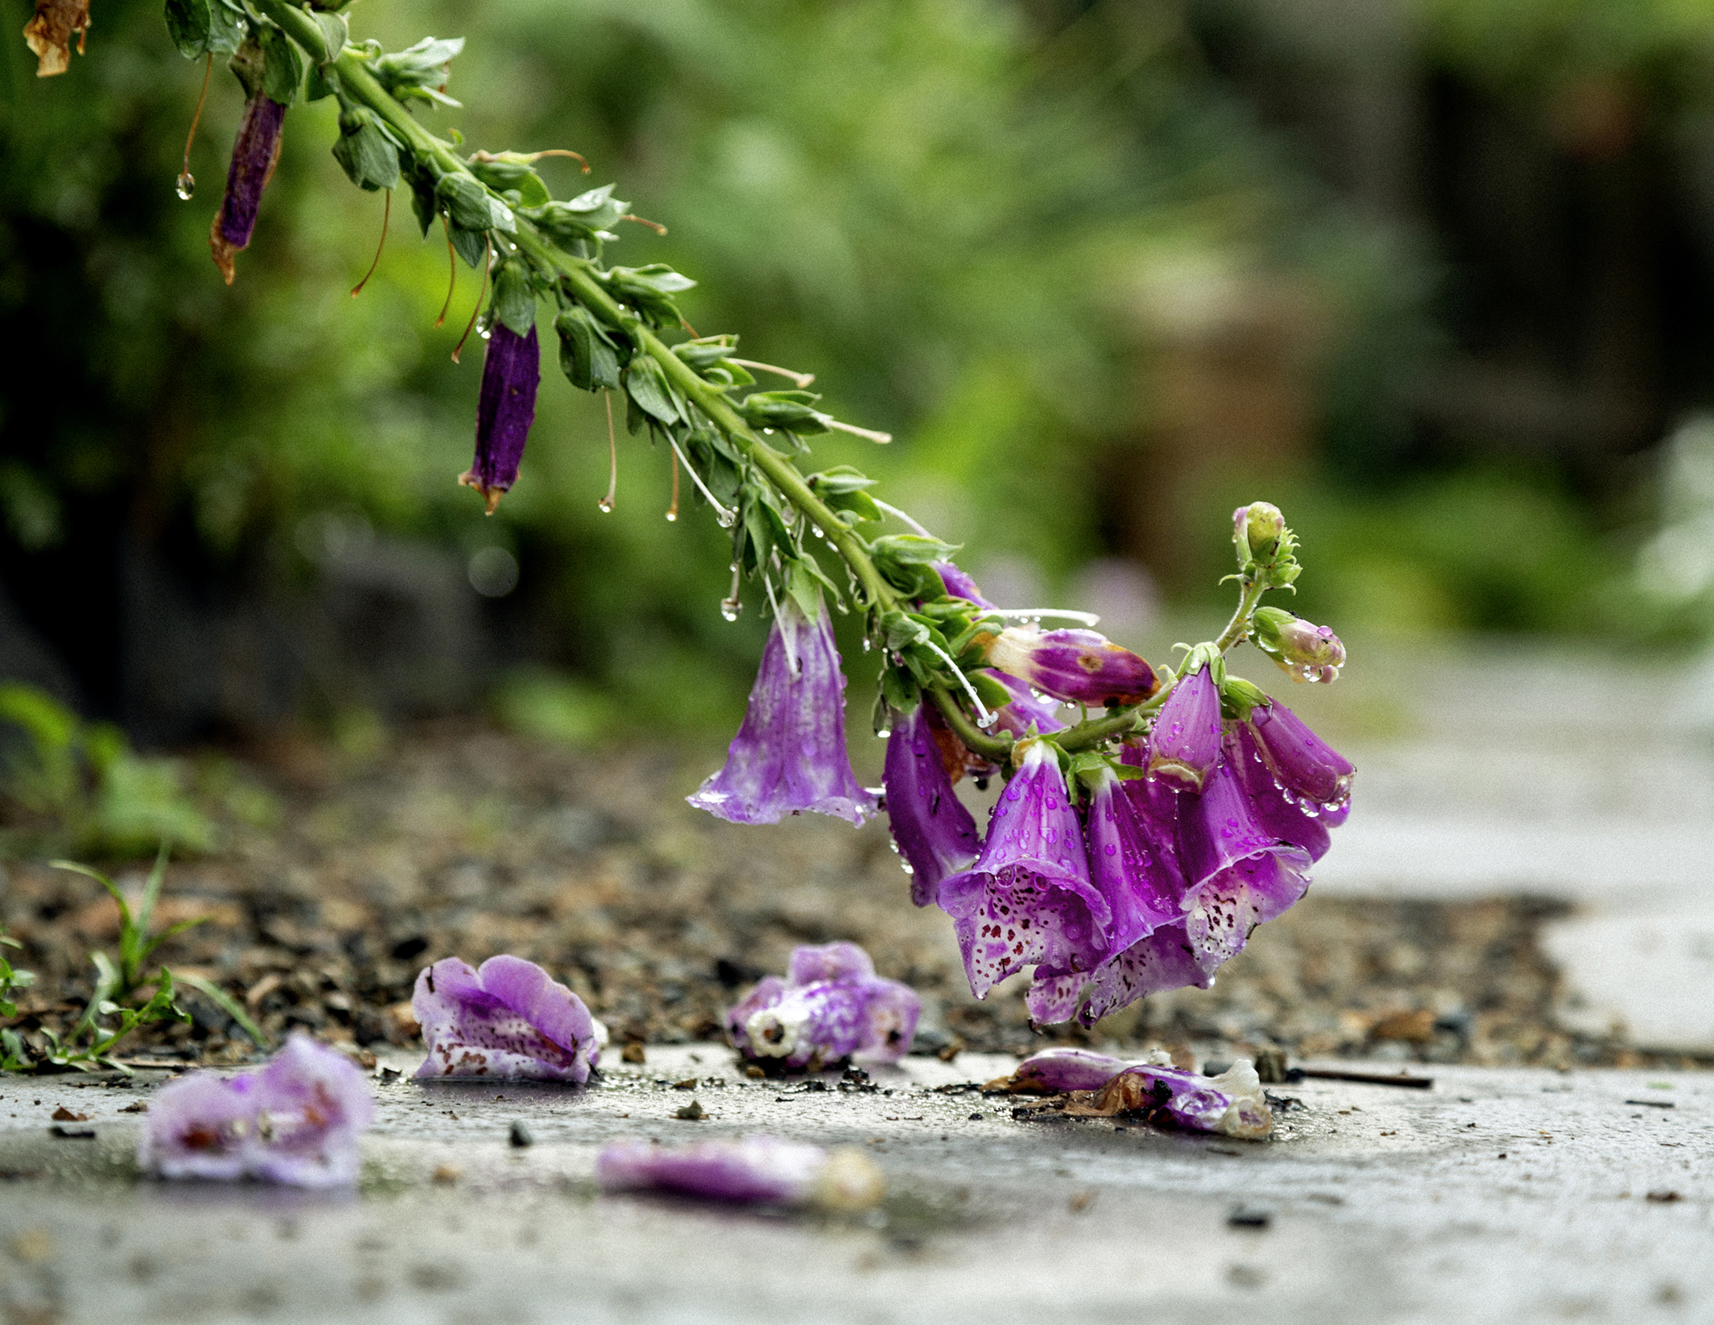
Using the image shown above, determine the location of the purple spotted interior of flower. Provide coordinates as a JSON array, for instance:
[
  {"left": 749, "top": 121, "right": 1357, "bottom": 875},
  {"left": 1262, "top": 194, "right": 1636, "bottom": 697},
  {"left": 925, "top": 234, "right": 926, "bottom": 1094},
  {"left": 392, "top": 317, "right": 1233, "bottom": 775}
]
[
  {"left": 139, "top": 1033, "right": 373, "bottom": 1187},
  {"left": 726, "top": 941, "right": 919, "bottom": 1067},
  {"left": 413, "top": 954, "right": 603, "bottom": 1083},
  {"left": 938, "top": 740, "right": 1108, "bottom": 999},
  {"left": 882, "top": 705, "right": 980, "bottom": 905},
  {"left": 1062, "top": 922, "right": 1212, "bottom": 1026},
  {"left": 1185, "top": 852, "right": 1310, "bottom": 970},
  {"left": 598, "top": 1135, "right": 829, "bottom": 1204},
  {"left": 688, "top": 596, "right": 877, "bottom": 827}
]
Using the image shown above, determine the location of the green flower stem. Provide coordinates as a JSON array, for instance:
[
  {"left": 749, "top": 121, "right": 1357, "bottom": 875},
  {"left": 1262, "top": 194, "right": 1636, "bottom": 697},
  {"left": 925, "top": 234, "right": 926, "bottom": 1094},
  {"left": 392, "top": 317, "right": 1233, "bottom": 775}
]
[
  {"left": 256, "top": 1, "right": 1017, "bottom": 758},
  {"left": 929, "top": 684, "right": 1012, "bottom": 762},
  {"left": 1214, "top": 576, "right": 1269, "bottom": 653}
]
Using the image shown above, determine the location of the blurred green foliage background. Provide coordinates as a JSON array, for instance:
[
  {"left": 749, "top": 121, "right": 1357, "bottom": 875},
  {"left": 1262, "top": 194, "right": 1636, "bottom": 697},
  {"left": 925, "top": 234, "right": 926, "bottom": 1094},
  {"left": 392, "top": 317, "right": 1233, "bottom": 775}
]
[{"left": 3, "top": 0, "right": 1713, "bottom": 753}]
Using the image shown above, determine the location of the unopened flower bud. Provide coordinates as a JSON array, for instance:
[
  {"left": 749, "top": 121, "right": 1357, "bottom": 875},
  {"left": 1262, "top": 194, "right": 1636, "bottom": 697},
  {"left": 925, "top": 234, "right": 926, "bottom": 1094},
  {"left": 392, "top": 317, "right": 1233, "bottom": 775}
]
[
  {"left": 1233, "top": 501, "right": 1285, "bottom": 563},
  {"left": 980, "top": 627, "right": 1158, "bottom": 708},
  {"left": 1254, "top": 608, "right": 1344, "bottom": 683}
]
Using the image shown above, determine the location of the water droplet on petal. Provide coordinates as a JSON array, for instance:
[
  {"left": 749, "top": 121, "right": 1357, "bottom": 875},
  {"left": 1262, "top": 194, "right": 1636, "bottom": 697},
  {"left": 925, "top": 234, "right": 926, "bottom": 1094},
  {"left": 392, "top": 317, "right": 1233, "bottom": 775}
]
[{"left": 720, "top": 597, "right": 742, "bottom": 622}]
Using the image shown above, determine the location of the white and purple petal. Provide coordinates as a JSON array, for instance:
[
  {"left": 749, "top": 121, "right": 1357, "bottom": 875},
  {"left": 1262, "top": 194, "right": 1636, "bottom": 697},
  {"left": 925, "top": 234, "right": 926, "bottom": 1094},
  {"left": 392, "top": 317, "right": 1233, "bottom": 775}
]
[
  {"left": 413, "top": 955, "right": 604, "bottom": 1083},
  {"left": 882, "top": 705, "right": 981, "bottom": 905}
]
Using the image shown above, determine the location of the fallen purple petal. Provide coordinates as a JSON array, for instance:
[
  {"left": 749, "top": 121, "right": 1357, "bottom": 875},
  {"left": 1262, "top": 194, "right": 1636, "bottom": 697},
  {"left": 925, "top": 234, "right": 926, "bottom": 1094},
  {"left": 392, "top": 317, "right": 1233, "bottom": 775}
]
[
  {"left": 139, "top": 1033, "right": 373, "bottom": 1187},
  {"left": 999, "top": 1049, "right": 1272, "bottom": 1139},
  {"left": 727, "top": 941, "right": 919, "bottom": 1068},
  {"left": 597, "top": 1134, "right": 883, "bottom": 1208},
  {"left": 414, "top": 954, "right": 605, "bottom": 1082}
]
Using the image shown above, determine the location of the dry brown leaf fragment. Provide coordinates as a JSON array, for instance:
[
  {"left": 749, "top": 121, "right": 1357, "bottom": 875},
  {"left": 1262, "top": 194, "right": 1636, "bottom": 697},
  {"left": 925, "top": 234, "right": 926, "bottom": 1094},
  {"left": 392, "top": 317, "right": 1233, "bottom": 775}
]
[{"left": 23, "top": 0, "right": 90, "bottom": 78}]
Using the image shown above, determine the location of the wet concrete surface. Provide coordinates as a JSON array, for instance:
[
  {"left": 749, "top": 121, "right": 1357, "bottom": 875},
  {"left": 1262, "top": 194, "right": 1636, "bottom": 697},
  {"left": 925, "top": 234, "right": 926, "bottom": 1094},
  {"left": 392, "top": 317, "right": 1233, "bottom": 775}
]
[{"left": 1, "top": 1044, "right": 1710, "bottom": 1324}]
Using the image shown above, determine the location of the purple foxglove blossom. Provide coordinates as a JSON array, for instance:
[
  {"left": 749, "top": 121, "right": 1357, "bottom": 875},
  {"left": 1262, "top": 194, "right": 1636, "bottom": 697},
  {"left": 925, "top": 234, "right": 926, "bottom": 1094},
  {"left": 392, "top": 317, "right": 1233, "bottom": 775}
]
[
  {"left": 938, "top": 739, "right": 1110, "bottom": 999},
  {"left": 1085, "top": 766, "right": 1185, "bottom": 950},
  {"left": 1175, "top": 748, "right": 1313, "bottom": 894},
  {"left": 209, "top": 94, "right": 286, "bottom": 285},
  {"left": 726, "top": 941, "right": 919, "bottom": 1067},
  {"left": 597, "top": 1135, "right": 884, "bottom": 1209},
  {"left": 459, "top": 324, "right": 541, "bottom": 514},
  {"left": 139, "top": 1033, "right": 373, "bottom": 1187},
  {"left": 934, "top": 561, "right": 993, "bottom": 607},
  {"left": 1231, "top": 724, "right": 1339, "bottom": 861},
  {"left": 980, "top": 627, "right": 1158, "bottom": 708},
  {"left": 688, "top": 596, "right": 877, "bottom": 826},
  {"left": 1245, "top": 699, "right": 1354, "bottom": 806},
  {"left": 1146, "top": 664, "right": 1222, "bottom": 792},
  {"left": 413, "top": 955, "right": 605, "bottom": 1083},
  {"left": 884, "top": 705, "right": 981, "bottom": 904}
]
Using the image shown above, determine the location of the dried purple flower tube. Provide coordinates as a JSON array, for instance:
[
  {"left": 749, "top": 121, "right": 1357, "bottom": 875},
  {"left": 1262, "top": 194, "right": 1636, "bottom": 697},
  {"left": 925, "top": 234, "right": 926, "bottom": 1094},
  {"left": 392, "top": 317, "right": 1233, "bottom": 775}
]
[
  {"left": 997, "top": 1049, "right": 1272, "bottom": 1138},
  {"left": 1245, "top": 699, "right": 1354, "bottom": 807},
  {"left": 459, "top": 324, "right": 541, "bottom": 514},
  {"left": 1146, "top": 664, "right": 1222, "bottom": 792},
  {"left": 139, "top": 1033, "right": 373, "bottom": 1187},
  {"left": 981, "top": 627, "right": 1158, "bottom": 708},
  {"left": 883, "top": 705, "right": 980, "bottom": 904},
  {"left": 597, "top": 1135, "right": 883, "bottom": 1209},
  {"left": 688, "top": 595, "right": 877, "bottom": 826},
  {"left": 413, "top": 955, "right": 605, "bottom": 1083},
  {"left": 1008, "top": 1046, "right": 1140, "bottom": 1092},
  {"left": 726, "top": 941, "right": 919, "bottom": 1067},
  {"left": 938, "top": 739, "right": 1109, "bottom": 1000},
  {"left": 209, "top": 94, "right": 286, "bottom": 285}
]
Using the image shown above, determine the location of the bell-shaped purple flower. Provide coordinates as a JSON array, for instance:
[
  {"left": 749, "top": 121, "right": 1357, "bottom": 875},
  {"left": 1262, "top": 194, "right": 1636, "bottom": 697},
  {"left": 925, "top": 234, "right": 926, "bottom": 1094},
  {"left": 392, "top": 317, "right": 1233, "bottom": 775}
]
[
  {"left": 598, "top": 1135, "right": 884, "bottom": 1209},
  {"left": 413, "top": 955, "right": 605, "bottom": 1083},
  {"left": 1245, "top": 699, "right": 1354, "bottom": 807},
  {"left": 938, "top": 739, "right": 1109, "bottom": 999},
  {"left": 883, "top": 705, "right": 980, "bottom": 905},
  {"left": 1085, "top": 767, "right": 1186, "bottom": 949},
  {"left": 726, "top": 941, "right": 919, "bottom": 1068},
  {"left": 139, "top": 1033, "right": 373, "bottom": 1187},
  {"left": 209, "top": 93, "right": 286, "bottom": 285},
  {"left": 1146, "top": 664, "right": 1222, "bottom": 791},
  {"left": 459, "top": 324, "right": 541, "bottom": 514},
  {"left": 1230, "top": 724, "right": 1337, "bottom": 861},
  {"left": 688, "top": 596, "right": 877, "bottom": 826},
  {"left": 980, "top": 627, "right": 1158, "bottom": 708}
]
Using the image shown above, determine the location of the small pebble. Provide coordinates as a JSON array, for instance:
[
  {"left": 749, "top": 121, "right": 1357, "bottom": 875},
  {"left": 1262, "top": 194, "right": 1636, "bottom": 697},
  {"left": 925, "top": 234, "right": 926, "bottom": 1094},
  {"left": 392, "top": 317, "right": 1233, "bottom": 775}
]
[{"left": 509, "top": 1120, "right": 533, "bottom": 1148}]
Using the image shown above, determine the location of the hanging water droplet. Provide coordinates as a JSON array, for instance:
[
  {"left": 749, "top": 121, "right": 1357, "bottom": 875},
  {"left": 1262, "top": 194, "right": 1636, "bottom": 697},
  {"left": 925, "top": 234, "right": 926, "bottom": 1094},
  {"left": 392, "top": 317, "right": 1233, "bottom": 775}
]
[
  {"left": 720, "top": 596, "right": 742, "bottom": 622},
  {"left": 810, "top": 525, "right": 823, "bottom": 539},
  {"left": 977, "top": 712, "right": 997, "bottom": 728},
  {"left": 716, "top": 509, "right": 737, "bottom": 528},
  {"left": 876, "top": 728, "right": 892, "bottom": 740},
  {"left": 860, "top": 638, "right": 871, "bottom": 652},
  {"left": 479, "top": 327, "right": 492, "bottom": 340},
  {"left": 597, "top": 497, "right": 614, "bottom": 514},
  {"left": 175, "top": 171, "right": 195, "bottom": 201},
  {"left": 664, "top": 511, "right": 677, "bottom": 523}
]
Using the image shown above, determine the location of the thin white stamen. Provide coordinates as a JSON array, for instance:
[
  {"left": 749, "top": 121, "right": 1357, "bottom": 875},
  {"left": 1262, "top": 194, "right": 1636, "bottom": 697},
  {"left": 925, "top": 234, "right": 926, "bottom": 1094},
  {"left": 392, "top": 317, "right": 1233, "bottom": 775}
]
[
  {"left": 817, "top": 414, "right": 892, "bottom": 444},
  {"left": 667, "top": 436, "right": 733, "bottom": 523},
  {"left": 762, "top": 571, "right": 800, "bottom": 674},
  {"left": 920, "top": 639, "right": 993, "bottom": 727},
  {"left": 729, "top": 358, "right": 815, "bottom": 389},
  {"left": 871, "top": 499, "right": 933, "bottom": 538}
]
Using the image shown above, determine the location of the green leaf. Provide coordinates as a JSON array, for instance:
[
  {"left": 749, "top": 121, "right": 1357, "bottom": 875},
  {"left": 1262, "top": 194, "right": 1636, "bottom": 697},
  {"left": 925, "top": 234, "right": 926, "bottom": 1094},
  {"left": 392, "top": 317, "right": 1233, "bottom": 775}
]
[
  {"left": 785, "top": 559, "right": 822, "bottom": 621},
  {"left": 305, "top": 63, "right": 337, "bottom": 101},
  {"left": 164, "top": 0, "right": 212, "bottom": 59},
  {"left": 871, "top": 533, "right": 961, "bottom": 566},
  {"left": 370, "top": 35, "right": 464, "bottom": 108},
  {"left": 738, "top": 390, "right": 825, "bottom": 435},
  {"left": 207, "top": 0, "right": 246, "bottom": 53},
  {"left": 491, "top": 261, "right": 535, "bottom": 337},
  {"left": 331, "top": 106, "right": 400, "bottom": 192},
  {"left": 554, "top": 306, "right": 622, "bottom": 392},
  {"left": 623, "top": 356, "right": 683, "bottom": 426},
  {"left": 467, "top": 154, "right": 551, "bottom": 208},
  {"left": 970, "top": 671, "right": 1013, "bottom": 714},
  {"left": 257, "top": 22, "right": 303, "bottom": 107},
  {"left": 879, "top": 666, "right": 920, "bottom": 715},
  {"left": 805, "top": 465, "right": 877, "bottom": 496},
  {"left": 408, "top": 167, "right": 438, "bottom": 237},
  {"left": 175, "top": 972, "right": 270, "bottom": 1048},
  {"left": 605, "top": 265, "right": 695, "bottom": 328},
  {"left": 448, "top": 223, "right": 487, "bottom": 269},
  {"left": 307, "top": 8, "right": 347, "bottom": 63},
  {"left": 435, "top": 172, "right": 495, "bottom": 231},
  {"left": 672, "top": 334, "right": 739, "bottom": 371}
]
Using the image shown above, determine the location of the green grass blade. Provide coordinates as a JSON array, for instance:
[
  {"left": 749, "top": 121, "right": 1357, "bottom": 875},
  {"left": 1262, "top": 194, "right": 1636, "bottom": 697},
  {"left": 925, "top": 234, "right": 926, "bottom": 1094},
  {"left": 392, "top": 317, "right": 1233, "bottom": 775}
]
[{"left": 175, "top": 972, "right": 272, "bottom": 1050}]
